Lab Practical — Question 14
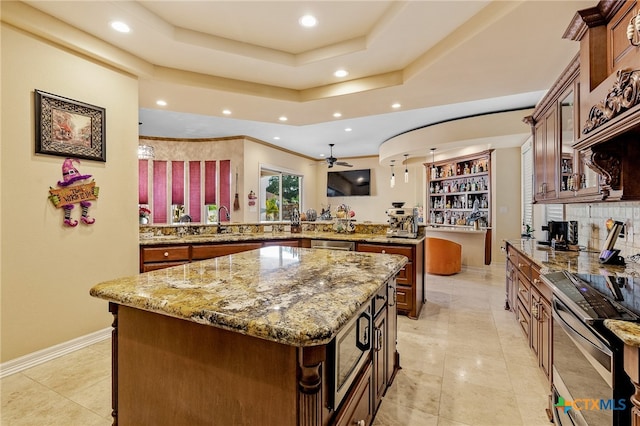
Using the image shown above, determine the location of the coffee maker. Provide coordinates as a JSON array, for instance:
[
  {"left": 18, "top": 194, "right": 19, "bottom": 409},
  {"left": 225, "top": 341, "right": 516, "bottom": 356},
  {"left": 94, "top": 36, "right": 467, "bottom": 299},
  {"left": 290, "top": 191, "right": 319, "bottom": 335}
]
[
  {"left": 540, "top": 221, "right": 578, "bottom": 249},
  {"left": 386, "top": 204, "right": 418, "bottom": 238}
]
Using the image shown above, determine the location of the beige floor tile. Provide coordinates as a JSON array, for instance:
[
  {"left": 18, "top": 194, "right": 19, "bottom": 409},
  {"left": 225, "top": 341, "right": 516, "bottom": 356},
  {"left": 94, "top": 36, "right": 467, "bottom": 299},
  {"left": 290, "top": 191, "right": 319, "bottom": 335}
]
[
  {"left": 1, "top": 373, "right": 110, "bottom": 426},
  {"left": 439, "top": 378, "right": 523, "bottom": 425},
  {"left": 66, "top": 376, "right": 112, "bottom": 420},
  {"left": 21, "top": 347, "right": 110, "bottom": 398},
  {"left": 442, "top": 351, "right": 512, "bottom": 392},
  {"left": 383, "top": 367, "right": 443, "bottom": 416},
  {"left": 514, "top": 393, "right": 553, "bottom": 426},
  {"left": 373, "top": 399, "right": 439, "bottom": 426},
  {"left": 437, "top": 417, "right": 471, "bottom": 426}
]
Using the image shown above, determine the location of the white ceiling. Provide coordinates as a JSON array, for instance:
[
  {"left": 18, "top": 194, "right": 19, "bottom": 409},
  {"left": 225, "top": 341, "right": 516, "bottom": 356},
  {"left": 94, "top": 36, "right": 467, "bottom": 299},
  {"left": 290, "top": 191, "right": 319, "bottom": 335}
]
[{"left": 22, "top": 0, "right": 594, "bottom": 161}]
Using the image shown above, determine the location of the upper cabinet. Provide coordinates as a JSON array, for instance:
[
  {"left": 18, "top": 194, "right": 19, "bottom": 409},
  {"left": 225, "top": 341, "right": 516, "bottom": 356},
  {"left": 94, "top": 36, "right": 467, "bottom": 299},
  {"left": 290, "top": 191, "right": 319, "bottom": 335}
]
[
  {"left": 564, "top": 0, "right": 640, "bottom": 202},
  {"left": 527, "top": 0, "right": 640, "bottom": 203}
]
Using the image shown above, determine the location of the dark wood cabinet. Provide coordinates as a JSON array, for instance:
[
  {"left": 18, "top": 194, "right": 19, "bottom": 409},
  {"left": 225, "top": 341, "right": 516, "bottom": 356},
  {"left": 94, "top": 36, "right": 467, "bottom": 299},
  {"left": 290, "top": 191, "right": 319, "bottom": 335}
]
[
  {"left": 356, "top": 242, "right": 424, "bottom": 319},
  {"left": 332, "top": 363, "right": 373, "bottom": 426},
  {"left": 262, "top": 240, "right": 300, "bottom": 247},
  {"left": 373, "top": 307, "right": 387, "bottom": 410},
  {"left": 140, "top": 245, "right": 190, "bottom": 272},
  {"left": 192, "top": 242, "right": 263, "bottom": 260},
  {"left": 505, "top": 242, "right": 553, "bottom": 384}
]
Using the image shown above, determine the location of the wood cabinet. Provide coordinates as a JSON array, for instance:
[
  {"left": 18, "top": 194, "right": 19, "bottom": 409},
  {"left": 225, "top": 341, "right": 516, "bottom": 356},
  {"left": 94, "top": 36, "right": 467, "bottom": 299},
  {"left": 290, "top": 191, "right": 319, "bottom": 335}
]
[
  {"left": 332, "top": 363, "right": 373, "bottom": 426},
  {"left": 356, "top": 242, "right": 424, "bottom": 319},
  {"left": 373, "top": 304, "right": 387, "bottom": 410},
  {"left": 141, "top": 240, "right": 297, "bottom": 271},
  {"left": 426, "top": 150, "right": 492, "bottom": 226},
  {"left": 140, "top": 245, "right": 190, "bottom": 272},
  {"left": 505, "top": 242, "right": 553, "bottom": 384}
]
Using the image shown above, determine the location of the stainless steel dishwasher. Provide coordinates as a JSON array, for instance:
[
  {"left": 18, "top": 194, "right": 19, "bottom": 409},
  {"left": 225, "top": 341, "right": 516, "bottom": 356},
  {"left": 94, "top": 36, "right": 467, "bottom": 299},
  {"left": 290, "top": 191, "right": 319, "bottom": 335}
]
[{"left": 310, "top": 240, "right": 355, "bottom": 251}]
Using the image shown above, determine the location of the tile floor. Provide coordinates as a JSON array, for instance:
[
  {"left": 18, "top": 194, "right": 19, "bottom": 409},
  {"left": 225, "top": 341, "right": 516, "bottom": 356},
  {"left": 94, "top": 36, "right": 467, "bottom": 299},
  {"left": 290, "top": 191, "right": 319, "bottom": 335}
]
[{"left": 1, "top": 263, "right": 550, "bottom": 425}]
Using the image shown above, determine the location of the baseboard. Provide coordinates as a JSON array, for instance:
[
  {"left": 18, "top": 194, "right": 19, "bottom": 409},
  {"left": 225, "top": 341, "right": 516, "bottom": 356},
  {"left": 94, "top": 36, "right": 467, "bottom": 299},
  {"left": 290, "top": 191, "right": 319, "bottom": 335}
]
[{"left": 0, "top": 327, "right": 111, "bottom": 379}]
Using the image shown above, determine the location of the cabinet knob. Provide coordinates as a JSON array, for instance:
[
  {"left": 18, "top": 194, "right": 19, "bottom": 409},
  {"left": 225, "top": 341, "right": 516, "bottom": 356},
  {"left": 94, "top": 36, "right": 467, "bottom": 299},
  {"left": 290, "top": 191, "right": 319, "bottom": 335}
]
[
  {"left": 381, "top": 250, "right": 386, "bottom": 254},
  {"left": 164, "top": 252, "right": 169, "bottom": 257},
  {"left": 355, "top": 420, "right": 365, "bottom": 426}
]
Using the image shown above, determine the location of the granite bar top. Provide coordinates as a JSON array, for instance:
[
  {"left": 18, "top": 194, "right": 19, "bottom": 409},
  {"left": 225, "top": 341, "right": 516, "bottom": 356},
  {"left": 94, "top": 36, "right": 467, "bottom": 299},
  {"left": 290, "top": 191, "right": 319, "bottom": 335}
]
[
  {"left": 140, "top": 230, "right": 425, "bottom": 246},
  {"left": 90, "top": 246, "right": 407, "bottom": 347},
  {"left": 604, "top": 320, "right": 640, "bottom": 347},
  {"left": 506, "top": 238, "right": 640, "bottom": 278}
]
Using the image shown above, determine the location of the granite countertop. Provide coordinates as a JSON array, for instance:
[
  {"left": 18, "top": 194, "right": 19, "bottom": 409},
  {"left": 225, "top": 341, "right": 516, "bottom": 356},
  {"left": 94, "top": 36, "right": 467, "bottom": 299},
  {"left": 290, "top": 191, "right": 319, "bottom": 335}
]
[
  {"left": 140, "top": 231, "right": 425, "bottom": 246},
  {"left": 604, "top": 319, "right": 640, "bottom": 347},
  {"left": 90, "top": 246, "right": 407, "bottom": 347},
  {"left": 506, "top": 238, "right": 640, "bottom": 277},
  {"left": 508, "top": 238, "right": 640, "bottom": 344}
]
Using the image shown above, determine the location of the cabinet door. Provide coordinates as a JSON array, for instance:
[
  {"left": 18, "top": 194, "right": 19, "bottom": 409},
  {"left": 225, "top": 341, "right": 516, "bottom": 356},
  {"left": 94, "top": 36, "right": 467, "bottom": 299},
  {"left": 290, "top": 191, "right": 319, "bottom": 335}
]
[
  {"left": 373, "top": 309, "right": 387, "bottom": 410},
  {"left": 534, "top": 106, "right": 558, "bottom": 201},
  {"left": 530, "top": 286, "right": 542, "bottom": 357},
  {"left": 386, "top": 280, "right": 398, "bottom": 385},
  {"left": 539, "top": 297, "right": 552, "bottom": 381},
  {"left": 262, "top": 240, "right": 299, "bottom": 247},
  {"left": 333, "top": 363, "right": 373, "bottom": 426}
]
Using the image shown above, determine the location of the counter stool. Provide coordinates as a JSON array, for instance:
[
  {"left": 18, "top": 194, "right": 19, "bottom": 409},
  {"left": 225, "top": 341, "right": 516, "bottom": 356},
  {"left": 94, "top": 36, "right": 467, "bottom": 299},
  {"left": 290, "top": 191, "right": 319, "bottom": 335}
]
[{"left": 425, "top": 237, "right": 462, "bottom": 275}]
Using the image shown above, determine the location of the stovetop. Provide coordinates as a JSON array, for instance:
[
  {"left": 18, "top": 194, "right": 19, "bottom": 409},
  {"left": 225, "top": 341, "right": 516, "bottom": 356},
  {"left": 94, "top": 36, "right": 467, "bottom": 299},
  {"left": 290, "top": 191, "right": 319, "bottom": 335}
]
[{"left": 543, "top": 271, "right": 640, "bottom": 322}]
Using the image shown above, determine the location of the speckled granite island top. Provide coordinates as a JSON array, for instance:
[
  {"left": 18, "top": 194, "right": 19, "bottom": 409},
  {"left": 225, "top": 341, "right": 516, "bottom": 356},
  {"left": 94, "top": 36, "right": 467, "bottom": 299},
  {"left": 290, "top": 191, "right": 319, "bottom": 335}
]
[
  {"left": 90, "top": 246, "right": 407, "bottom": 347},
  {"left": 604, "top": 320, "right": 640, "bottom": 347}
]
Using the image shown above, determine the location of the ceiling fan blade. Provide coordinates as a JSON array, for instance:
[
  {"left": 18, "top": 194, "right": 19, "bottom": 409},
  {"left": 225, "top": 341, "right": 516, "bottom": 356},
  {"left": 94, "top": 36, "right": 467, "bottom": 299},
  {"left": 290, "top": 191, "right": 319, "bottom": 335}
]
[{"left": 336, "top": 161, "right": 353, "bottom": 167}]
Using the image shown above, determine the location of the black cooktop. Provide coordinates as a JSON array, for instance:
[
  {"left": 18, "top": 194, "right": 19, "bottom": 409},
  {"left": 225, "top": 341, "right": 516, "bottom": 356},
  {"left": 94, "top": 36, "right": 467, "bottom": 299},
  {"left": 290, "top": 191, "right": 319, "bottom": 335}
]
[{"left": 543, "top": 271, "right": 640, "bottom": 321}]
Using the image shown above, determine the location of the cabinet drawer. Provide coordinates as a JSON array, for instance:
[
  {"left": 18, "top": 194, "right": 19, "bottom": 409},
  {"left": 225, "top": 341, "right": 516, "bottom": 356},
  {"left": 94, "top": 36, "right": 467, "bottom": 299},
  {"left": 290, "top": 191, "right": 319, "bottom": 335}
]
[
  {"left": 395, "top": 285, "right": 413, "bottom": 314},
  {"left": 517, "top": 299, "right": 531, "bottom": 341},
  {"left": 141, "top": 246, "right": 190, "bottom": 263},
  {"left": 506, "top": 244, "right": 517, "bottom": 263},
  {"left": 357, "top": 243, "right": 413, "bottom": 259},
  {"left": 192, "top": 243, "right": 262, "bottom": 260},
  {"left": 142, "top": 261, "right": 189, "bottom": 272},
  {"left": 516, "top": 252, "right": 532, "bottom": 280},
  {"left": 262, "top": 240, "right": 299, "bottom": 247},
  {"left": 333, "top": 363, "right": 373, "bottom": 426},
  {"left": 517, "top": 276, "right": 530, "bottom": 311},
  {"left": 530, "top": 266, "right": 552, "bottom": 301},
  {"left": 396, "top": 262, "right": 411, "bottom": 285}
]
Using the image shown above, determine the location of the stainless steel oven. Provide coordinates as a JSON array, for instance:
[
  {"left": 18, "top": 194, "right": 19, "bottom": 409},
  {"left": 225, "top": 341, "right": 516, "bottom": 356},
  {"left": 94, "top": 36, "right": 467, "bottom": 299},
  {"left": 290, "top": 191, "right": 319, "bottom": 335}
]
[
  {"left": 328, "top": 302, "right": 371, "bottom": 410},
  {"left": 544, "top": 271, "right": 638, "bottom": 426}
]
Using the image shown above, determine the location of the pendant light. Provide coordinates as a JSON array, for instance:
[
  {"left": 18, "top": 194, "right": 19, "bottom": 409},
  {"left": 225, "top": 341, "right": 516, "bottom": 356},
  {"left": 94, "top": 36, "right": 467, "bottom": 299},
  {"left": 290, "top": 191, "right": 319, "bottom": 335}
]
[
  {"left": 390, "top": 160, "right": 396, "bottom": 188},
  {"left": 430, "top": 148, "right": 436, "bottom": 179},
  {"left": 404, "top": 154, "right": 409, "bottom": 183}
]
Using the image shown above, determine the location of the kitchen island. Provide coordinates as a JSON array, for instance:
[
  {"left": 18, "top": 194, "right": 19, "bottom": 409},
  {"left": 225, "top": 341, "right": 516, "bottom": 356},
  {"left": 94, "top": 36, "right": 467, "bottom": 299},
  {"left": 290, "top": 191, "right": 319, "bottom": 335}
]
[{"left": 90, "top": 246, "right": 407, "bottom": 426}]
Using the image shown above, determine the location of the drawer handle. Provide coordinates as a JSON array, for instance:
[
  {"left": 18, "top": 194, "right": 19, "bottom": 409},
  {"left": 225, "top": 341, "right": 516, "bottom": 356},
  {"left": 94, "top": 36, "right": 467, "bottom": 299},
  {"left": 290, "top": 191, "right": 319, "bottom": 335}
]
[
  {"left": 518, "top": 263, "right": 523, "bottom": 268},
  {"left": 164, "top": 252, "right": 169, "bottom": 257}
]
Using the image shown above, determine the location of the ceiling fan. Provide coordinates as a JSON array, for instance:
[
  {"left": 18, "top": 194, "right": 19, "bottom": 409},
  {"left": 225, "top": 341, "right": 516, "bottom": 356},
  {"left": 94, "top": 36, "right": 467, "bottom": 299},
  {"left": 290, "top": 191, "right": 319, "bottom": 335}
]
[{"left": 325, "top": 143, "right": 353, "bottom": 168}]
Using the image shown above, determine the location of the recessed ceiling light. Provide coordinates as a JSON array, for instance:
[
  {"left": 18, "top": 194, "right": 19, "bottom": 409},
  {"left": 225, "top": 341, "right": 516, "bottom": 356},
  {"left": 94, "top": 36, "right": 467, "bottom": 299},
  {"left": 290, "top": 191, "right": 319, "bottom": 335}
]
[
  {"left": 345, "top": 128, "right": 352, "bottom": 132},
  {"left": 273, "top": 136, "right": 280, "bottom": 140},
  {"left": 279, "top": 116, "right": 288, "bottom": 122},
  {"left": 334, "top": 69, "right": 349, "bottom": 78},
  {"left": 156, "top": 100, "right": 167, "bottom": 106},
  {"left": 110, "top": 21, "right": 130, "bottom": 33},
  {"left": 333, "top": 112, "right": 342, "bottom": 118},
  {"left": 222, "top": 109, "right": 231, "bottom": 115},
  {"left": 299, "top": 15, "right": 317, "bottom": 28},
  {"left": 320, "top": 154, "right": 325, "bottom": 157},
  {"left": 391, "top": 103, "right": 402, "bottom": 109}
]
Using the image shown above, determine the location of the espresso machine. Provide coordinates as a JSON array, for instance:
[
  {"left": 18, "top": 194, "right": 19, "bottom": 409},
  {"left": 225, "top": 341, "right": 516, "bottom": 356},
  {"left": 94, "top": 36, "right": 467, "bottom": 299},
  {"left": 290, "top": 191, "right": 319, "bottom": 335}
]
[{"left": 386, "top": 204, "right": 419, "bottom": 238}]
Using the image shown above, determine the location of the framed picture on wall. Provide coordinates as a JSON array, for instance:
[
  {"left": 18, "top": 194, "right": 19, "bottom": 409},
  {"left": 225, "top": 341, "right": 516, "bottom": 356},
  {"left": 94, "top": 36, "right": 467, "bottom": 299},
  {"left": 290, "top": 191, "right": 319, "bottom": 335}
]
[{"left": 35, "top": 89, "right": 106, "bottom": 162}]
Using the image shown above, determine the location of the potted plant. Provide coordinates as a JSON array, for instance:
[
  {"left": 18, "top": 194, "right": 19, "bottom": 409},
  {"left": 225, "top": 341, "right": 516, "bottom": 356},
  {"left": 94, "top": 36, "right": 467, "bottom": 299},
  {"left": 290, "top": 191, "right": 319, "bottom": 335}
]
[
  {"left": 139, "top": 207, "right": 151, "bottom": 224},
  {"left": 265, "top": 198, "right": 279, "bottom": 221}
]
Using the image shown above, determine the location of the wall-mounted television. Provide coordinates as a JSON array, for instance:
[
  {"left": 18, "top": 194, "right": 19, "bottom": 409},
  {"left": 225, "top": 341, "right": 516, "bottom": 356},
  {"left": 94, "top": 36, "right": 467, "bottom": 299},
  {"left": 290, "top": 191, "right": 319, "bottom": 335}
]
[{"left": 327, "top": 169, "right": 371, "bottom": 197}]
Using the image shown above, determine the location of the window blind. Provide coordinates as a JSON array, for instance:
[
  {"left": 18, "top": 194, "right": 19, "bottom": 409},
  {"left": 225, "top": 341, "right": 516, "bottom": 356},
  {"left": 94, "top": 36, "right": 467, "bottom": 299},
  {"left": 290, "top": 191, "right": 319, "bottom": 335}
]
[{"left": 522, "top": 144, "right": 533, "bottom": 229}]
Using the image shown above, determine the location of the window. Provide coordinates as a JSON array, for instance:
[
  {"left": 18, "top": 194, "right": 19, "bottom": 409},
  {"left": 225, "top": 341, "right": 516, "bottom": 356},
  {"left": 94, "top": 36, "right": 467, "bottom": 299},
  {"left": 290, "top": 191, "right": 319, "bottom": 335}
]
[{"left": 260, "top": 166, "right": 302, "bottom": 221}]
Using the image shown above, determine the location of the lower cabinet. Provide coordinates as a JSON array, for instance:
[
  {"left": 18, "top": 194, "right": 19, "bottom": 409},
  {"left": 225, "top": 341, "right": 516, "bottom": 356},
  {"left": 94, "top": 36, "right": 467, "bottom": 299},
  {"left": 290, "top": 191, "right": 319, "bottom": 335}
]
[
  {"left": 505, "top": 242, "right": 553, "bottom": 385},
  {"left": 333, "top": 363, "right": 373, "bottom": 426},
  {"left": 373, "top": 302, "right": 387, "bottom": 410},
  {"left": 140, "top": 245, "right": 190, "bottom": 272},
  {"left": 356, "top": 242, "right": 424, "bottom": 319},
  {"left": 192, "top": 242, "right": 262, "bottom": 260}
]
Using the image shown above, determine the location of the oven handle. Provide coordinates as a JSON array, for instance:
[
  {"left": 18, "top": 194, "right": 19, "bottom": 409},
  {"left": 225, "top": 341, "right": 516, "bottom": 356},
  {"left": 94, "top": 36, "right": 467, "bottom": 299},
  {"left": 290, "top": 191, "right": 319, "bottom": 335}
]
[
  {"left": 553, "top": 299, "right": 612, "bottom": 357},
  {"left": 553, "top": 298, "right": 613, "bottom": 370}
]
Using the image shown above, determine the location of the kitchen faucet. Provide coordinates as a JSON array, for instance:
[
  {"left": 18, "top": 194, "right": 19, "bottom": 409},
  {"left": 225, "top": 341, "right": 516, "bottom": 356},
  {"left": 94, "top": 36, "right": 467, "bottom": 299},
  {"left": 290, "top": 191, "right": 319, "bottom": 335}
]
[{"left": 217, "top": 205, "right": 230, "bottom": 233}]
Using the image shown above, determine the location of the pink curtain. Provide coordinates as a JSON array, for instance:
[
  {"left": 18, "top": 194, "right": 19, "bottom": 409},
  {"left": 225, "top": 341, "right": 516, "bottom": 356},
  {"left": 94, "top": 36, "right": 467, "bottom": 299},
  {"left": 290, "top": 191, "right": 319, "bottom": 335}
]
[
  {"left": 189, "top": 161, "right": 201, "bottom": 222},
  {"left": 152, "top": 161, "right": 167, "bottom": 223},
  {"left": 219, "top": 160, "right": 231, "bottom": 222},
  {"left": 138, "top": 159, "right": 148, "bottom": 204},
  {"left": 171, "top": 161, "right": 185, "bottom": 205},
  {"left": 204, "top": 161, "right": 217, "bottom": 205}
]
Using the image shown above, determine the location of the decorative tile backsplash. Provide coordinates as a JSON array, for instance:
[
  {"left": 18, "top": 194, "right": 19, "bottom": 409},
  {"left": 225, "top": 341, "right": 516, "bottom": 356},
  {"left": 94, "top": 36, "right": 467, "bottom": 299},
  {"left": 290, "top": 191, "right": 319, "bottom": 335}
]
[{"left": 566, "top": 202, "right": 640, "bottom": 257}]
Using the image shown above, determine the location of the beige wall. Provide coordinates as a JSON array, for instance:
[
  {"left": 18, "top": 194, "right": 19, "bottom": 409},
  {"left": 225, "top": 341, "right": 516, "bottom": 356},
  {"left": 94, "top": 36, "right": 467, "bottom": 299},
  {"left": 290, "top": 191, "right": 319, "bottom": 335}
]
[
  {"left": 1, "top": 23, "right": 140, "bottom": 362},
  {"left": 492, "top": 147, "right": 522, "bottom": 261}
]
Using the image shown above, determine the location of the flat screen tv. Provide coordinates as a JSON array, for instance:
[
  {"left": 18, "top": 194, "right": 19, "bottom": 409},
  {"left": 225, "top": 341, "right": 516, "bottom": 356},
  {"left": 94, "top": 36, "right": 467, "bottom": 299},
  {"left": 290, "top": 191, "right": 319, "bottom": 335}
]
[{"left": 327, "top": 169, "right": 371, "bottom": 197}]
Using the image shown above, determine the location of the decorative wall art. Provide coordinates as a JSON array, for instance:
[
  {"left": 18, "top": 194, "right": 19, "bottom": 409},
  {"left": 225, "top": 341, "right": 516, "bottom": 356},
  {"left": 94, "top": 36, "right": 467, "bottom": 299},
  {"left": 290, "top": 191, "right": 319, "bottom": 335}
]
[
  {"left": 48, "top": 158, "right": 100, "bottom": 227},
  {"left": 35, "top": 90, "right": 106, "bottom": 162}
]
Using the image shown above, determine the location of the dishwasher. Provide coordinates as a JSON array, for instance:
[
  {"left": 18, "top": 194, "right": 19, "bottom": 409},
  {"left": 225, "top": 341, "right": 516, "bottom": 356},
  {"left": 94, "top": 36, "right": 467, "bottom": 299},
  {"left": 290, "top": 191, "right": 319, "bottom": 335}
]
[{"left": 310, "top": 240, "right": 355, "bottom": 251}]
